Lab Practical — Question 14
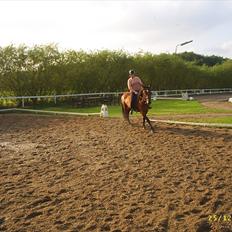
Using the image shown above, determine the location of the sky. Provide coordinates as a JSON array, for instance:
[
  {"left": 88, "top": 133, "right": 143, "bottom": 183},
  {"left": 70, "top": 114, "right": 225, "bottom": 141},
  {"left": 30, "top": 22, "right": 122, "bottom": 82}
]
[{"left": 0, "top": 0, "right": 232, "bottom": 58}]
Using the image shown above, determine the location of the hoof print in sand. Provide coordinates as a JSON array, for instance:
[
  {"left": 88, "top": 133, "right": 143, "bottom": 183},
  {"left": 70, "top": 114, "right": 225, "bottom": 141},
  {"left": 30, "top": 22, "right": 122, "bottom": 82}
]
[
  {"left": 25, "top": 211, "right": 43, "bottom": 220},
  {"left": 195, "top": 220, "right": 211, "bottom": 232}
]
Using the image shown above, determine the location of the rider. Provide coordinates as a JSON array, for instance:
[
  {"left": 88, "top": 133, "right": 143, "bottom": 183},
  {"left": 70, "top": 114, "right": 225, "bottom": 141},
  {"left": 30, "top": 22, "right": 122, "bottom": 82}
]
[{"left": 127, "top": 69, "right": 144, "bottom": 112}]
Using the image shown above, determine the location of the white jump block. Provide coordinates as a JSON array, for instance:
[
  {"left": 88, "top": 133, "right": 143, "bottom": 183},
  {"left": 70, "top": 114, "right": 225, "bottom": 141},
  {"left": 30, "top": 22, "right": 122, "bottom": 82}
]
[
  {"left": 100, "top": 104, "right": 109, "bottom": 117},
  {"left": 182, "top": 93, "right": 189, "bottom": 100},
  {"left": 151, "top": 92, "right": 157, "bottom": 101},
  {"left": 182, "top": 93, "right": 194, "bottom": 101},
  {"left": 228, "top": 98, "right": 232, "bottom": 103},
  {"left": 151, "top": 96, "right": 157, "bottom": 100}
]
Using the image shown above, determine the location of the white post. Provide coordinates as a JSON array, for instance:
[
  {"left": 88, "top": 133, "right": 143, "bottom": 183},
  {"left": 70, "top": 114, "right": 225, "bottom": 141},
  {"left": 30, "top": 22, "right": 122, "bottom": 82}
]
[
  {"left": 100, "top": 104, "right": 109, "bottom": 117},
  {"left": 54, "top": 96, "right": 57, "bottom": 104},
  {"left": 22, "top": 98, "right": 25, "bottom": 108}
]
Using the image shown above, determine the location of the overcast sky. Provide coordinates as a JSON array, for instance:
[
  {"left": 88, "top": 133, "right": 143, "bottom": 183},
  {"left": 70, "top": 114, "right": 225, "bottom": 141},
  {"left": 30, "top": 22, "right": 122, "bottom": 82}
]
[{"left": 0, "top": 0, "right": 232, "bottom": 58}]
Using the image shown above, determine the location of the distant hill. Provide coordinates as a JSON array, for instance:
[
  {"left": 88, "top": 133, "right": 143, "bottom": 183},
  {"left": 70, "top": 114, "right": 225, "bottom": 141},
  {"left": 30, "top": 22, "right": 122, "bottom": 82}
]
[{"left": 177, "top": 52, "right": 229, "bottom": 66}]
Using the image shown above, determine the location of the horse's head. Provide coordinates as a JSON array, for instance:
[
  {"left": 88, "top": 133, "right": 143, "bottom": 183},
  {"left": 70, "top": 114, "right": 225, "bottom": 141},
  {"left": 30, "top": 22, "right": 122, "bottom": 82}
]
[{"left": 140, "top": 86, "right": 151, "bottom": 105}]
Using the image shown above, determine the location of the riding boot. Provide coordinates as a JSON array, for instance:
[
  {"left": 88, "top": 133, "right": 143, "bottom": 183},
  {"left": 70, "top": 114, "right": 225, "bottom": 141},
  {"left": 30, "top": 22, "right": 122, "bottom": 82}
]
[{"left": 131, "top": 109, "right": 133, "bottom": 115}]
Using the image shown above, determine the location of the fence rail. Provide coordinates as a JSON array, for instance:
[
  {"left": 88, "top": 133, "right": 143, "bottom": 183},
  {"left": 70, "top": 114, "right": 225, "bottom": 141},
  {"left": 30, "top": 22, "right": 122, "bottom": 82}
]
[
  {"left": 0, "top": 88, "right": 232, "bottom": 107},
  {"left": 153, "top": 88, "right": 232, "bottom": 97}
]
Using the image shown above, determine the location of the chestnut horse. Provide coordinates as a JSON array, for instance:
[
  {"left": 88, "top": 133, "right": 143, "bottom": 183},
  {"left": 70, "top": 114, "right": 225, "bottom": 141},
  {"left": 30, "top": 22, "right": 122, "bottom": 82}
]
[{"left": 121, "top": 87, "right": 154, "bottom": 132}]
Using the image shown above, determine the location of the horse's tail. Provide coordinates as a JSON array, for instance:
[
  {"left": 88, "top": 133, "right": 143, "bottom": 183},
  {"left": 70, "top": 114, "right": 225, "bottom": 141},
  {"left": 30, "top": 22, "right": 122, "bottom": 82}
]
[
  {"left": 121, "top": 93, "right": 131, "bottom": 124},
  {"left": 121, "top": 94, "right": 127, "bottom": 119}
]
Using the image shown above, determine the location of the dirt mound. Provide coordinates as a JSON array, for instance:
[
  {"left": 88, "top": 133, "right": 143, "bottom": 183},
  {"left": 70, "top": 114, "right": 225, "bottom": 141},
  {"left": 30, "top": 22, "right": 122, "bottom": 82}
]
[
  {"left": 0, "top": 115, "right": 232, "bottom": 232},
  {"left": 195, "top": 94, "right": 232, "bottom": 102},
  {"left": 195, "top": 94, "right": 232, "bottom": 111},
  {"left": 201, "top": 101, "right": 232, "bottom": 111}
]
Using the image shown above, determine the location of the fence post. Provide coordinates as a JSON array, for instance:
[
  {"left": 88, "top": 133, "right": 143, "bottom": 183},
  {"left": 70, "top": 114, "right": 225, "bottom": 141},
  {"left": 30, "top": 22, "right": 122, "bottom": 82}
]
[
  {"left": 54, "top": 96, "right": 57, "bottom": 104},
  {"left": 22, "top": 98, "right": 25, "bottom": 108}
]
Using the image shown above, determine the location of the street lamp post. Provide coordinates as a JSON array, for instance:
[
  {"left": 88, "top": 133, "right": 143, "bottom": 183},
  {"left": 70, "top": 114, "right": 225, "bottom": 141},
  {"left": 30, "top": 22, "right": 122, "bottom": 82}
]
[{"left": 175, "top": 40, "right": 193, "bottom": 53}]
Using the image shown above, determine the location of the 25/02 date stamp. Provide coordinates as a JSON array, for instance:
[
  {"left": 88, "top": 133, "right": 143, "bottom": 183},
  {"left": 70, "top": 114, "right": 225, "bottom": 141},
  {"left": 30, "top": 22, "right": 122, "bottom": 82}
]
[{"left": 208, "top": 214, "right": 231, "bottom": 223}]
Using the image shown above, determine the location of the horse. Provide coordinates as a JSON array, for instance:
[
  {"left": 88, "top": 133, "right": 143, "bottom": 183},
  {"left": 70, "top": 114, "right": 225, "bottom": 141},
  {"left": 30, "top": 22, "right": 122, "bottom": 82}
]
[{"left": 121, "top": 87, "right": 154, "bottom": 132}]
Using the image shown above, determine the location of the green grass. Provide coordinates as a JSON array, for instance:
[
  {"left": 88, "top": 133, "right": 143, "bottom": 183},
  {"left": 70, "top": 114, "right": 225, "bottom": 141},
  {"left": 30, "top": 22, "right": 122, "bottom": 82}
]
[
  {"left": 27, "top": 103, "right": 123, "bottom": 117},
  {"left": 148, "top": 99, "right": 231, "bottom": 115},
  {"left": 25, "top": 99, "right": 232, "bottom": 118}
]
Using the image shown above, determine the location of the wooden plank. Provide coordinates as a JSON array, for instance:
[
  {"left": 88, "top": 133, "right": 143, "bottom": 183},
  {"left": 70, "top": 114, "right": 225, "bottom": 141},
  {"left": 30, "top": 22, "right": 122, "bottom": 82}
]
[
  {"left": 14, "top": 108, "right": 100, "bottom": 116},
  {"left": 151, "top": 119, "right": 232, "bottom": 128},
  {"left": 0, "top": 108, "right": 17, "bottom": 112}
]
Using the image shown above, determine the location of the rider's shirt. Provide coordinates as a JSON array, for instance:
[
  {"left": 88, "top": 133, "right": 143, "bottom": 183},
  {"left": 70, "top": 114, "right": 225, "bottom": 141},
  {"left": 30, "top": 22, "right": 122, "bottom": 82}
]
[{"left": 127, "top": 76, "right": 143, "bottom": 93}]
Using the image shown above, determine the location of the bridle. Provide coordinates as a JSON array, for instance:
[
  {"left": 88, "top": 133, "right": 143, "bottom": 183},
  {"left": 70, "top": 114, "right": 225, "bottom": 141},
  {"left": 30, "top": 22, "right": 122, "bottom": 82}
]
[{"left": 139, "top": 88, "right": 151, "bottom": 105}]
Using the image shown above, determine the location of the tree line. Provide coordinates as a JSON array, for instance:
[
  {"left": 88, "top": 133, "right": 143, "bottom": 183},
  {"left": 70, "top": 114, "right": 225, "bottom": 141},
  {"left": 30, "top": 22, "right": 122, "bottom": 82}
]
[{"left": 0, "top": 44, "right": 232, "bottom": 97}]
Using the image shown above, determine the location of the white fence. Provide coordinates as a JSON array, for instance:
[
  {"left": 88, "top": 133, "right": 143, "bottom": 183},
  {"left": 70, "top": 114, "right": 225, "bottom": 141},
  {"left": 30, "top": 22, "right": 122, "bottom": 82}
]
[
  {"left": 153, "top": 88, "right": 232, "bottom": 97},
  {"left": 0, "top": 92, "right": 120, "bottom": 107},
  {"left": 0, "top": 88, "right": 232, "bottom": 107}
]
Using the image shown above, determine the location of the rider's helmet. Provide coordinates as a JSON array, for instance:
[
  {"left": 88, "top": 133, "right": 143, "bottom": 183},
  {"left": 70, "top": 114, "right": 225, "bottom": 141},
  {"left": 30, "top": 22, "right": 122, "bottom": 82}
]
[{"left": 129, "top": 69, "right": 135, "bottom": 75}]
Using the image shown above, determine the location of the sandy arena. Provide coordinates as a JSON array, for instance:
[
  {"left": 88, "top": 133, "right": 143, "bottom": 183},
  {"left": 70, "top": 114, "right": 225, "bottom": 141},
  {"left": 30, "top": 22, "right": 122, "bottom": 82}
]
[{"left": 0, "top": 114, "right": 232, "bottom": 232}]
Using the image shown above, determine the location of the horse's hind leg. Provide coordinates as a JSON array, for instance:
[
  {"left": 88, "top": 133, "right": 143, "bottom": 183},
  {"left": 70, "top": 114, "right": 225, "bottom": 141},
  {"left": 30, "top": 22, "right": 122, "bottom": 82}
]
[
  {"left": 125, "top": 108, "right": 131, "bottom": 124},
  {"left": 122, "top": 104, "right": 131, "bottom": 124}
]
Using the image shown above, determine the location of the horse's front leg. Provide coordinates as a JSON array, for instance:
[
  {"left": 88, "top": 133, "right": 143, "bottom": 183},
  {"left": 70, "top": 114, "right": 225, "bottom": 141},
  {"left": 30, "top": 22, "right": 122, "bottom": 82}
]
[
  {"left": 127, "top": 113, "right": 131, "bottom": 125},
  {"left": 145, "top": 116, "right": 154, "bottom": 132}
]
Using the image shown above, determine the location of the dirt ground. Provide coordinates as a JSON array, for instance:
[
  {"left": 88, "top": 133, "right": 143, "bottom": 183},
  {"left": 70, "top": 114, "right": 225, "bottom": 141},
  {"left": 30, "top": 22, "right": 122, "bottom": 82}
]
[
  {"left": 194, "top": 94, "right": 232, "bottom": 102},
  {"left": 0, "top": 114, "right": 232, "bottom": 232}
]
